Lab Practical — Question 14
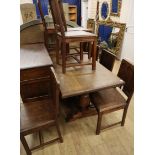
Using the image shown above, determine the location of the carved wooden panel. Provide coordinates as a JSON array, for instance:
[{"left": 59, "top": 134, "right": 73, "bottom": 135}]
[{"left": 20, "top": 3, "right": 37, "bottom": 23}]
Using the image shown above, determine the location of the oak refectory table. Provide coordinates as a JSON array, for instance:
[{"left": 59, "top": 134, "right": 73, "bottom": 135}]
[{"left": 53, "top": 60, "right": 125, "bottom": 121}]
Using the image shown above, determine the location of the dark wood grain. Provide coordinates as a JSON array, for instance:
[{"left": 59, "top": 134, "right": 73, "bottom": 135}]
[
  {"left": 54, "top": 61, "right": 124, "bottom": 98},
  {"left": 20, "top": 44, "right": 53, "bottom": 69},
  {"left": 117, "top": 59, "right": 134, "bottom": 98},
  {"left": 51, "top": 55, "right": 124, "bottom": 121},
  {"left": 20, "top": 43, "right": 53, "bottom": 103},
  {"left": 99, "top": 49, "right": 116, "bottom": 71}
]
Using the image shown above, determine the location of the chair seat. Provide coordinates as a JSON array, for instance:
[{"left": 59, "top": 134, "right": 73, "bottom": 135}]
[
  {"left": 58, "top": 30, "right": 96, "bottom": 38},
  {"left": 20, "top": 99, "right": 56, "bottom": 134},
  {"left": 90, "top": 88, "right": 126, "bottom": 112}
]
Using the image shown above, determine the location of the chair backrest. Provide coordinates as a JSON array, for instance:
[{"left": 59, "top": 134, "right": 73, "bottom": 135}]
[
  {"left": 117, "top": 59, "right": 134, "bottom": 102},
  {"left": 58, "top": 0, "right": 67, "bottom": 31},
  {"left": 49, "top": 67, "right": 60, "bottom": 115},
  {"left": 99, "top": 49, "right": 115, "bottom": 71},
  {"left": 20, "top": 3, "right": 37, "bottom": 24},
  {"left": 37, "top": 0, "right": 47, "bottom": 30},
  {"left": 21, "top": 67, "right": 60, "bottom": 115},
  {"left": 48, "top": 0, "right": 65, "bottom": 36}
]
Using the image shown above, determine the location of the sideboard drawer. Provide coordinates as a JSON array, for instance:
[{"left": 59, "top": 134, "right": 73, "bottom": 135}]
[{"left": 20, "top": 67, "right": 51, "bottom": 81}]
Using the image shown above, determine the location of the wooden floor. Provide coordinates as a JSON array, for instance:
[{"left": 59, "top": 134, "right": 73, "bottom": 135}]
[{"left": 20, "top": 60, "right": 134, "bottom": 155}]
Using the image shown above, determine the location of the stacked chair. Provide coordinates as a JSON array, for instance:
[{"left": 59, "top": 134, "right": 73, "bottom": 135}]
[
  {"left": 49, "top": 0, "right": 97, "bottom": 73},
  {"left": 37, "top": 0, "right": 56, "bottom": 51}
]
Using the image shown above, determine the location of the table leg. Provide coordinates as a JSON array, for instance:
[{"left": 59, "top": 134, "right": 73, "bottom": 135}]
[
  {"left": 80, "top": 42, "right": 83, "bottom": 61},
  {"left": 62, "top": 42, "right": 66, "bottom": 73},
  {"left": 92, "top": 40, "right": 97, "bottom": 70},
  {"left": 79, "top": 94, "right": 90, "bottom": 111},
  {"left": 63, "top": 94, "right": 96, "bottom": 122},
  {"left": 56, "top": 37, "right": 60, "bottom": 64},
  {"left": 88, "top": 42, "right": 92, "bottom": 59}
]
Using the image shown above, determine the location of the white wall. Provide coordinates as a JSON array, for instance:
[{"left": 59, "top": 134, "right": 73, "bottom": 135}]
[
  {"left": 120, "top": 0, "right": 134, "bottom": 63},
  {"left": 81, "top": 0, "right": 88, "bottom": 28}
]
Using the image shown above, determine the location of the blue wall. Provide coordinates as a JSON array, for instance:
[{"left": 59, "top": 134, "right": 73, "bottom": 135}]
[
  {"left": 33, "top": 0, "right": 81, "bottom": 25},
  {"left": 33, "top": 0, "right": 49, "bottom": 18}
]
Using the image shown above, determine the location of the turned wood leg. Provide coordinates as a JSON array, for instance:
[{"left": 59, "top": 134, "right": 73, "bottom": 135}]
[
  {"left": 96, "top": 112, "right": 102, "bottom": 135},
  {"left": 20, "top": 134, "right": 31, "bottom": 155},
  {"left": 56, "top": 37, "right": 60, "bottom": 64},
  {"left": 66, "top": 43, "right": 69, "bottom": 55},
  {"left": 79, "top": 94, "right": 90, "bottom": 112},
  {"left": 92, "top": 40, "right": 97, "bottom": 70},
  {"left": 121, "top": 107, "right": 128, "bottom": 126},
  {"left": 96, "top": 46, "right": 100, "bottom": 61},
  {"left": 62, "top": 42, "right": 66, "bottom": 73},
  {"left": 80, "top": 42, "right": 83, "bottom": 61},
  {"left": 55, "top": 121, "right": 63, "bottom": 143},
  {"left": 88, "top": 42, "right": 92, "bottom": 59},
  {"left": 44, "top": 31, "right": 49, "bottom": 51},
  {"left": 38, "top": 131, "right": 44, "bottom": 145}
]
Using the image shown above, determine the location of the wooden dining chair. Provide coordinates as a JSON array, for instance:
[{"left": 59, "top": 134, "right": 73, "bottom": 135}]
[
  {"left": 49, "top": 0, "right": 97, "bottom": 73},
  {"left": 58, "top": 0, "right": 94, "bottom": 60},
  {"left": 38, "top": 0, "right": 77, "bottom": 52},
  {"left": 20, "top": 67, "right": 63, "bottom": 155},
  {"left": 99, "top": 49, "right": 116, "bottom": 71},
  {"left": 37, "top": 0, "right": 56, "bottom": 51},
  {"left": 90, "top": 59, "right": 134, "bottom": 135}
]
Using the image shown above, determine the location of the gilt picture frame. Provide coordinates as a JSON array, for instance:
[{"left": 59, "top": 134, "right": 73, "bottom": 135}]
[
  {"left": 110, "top": 0, "right": 122, "bottom": 17},
  {"left": 97, "top": 19, "right": 126, "bottom": 56}
]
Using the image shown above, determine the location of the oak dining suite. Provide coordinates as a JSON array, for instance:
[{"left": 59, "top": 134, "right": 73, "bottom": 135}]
[{"left": 20, "top": 0, "right": 134, "bottom": 155}]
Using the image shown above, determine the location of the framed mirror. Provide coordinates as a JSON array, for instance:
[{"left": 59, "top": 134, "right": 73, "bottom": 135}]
[
  {"left": 101, "top": 2, "right": 109, "bottom": 20},
  {"left": 97, "top": 20, "right": 126, "bottom": 56},
  {"left": 110, "top": 0, "right": 122, "bottom": 17},
  {"left": 87, "top": 18, "right": 95, "bottom": 32}
]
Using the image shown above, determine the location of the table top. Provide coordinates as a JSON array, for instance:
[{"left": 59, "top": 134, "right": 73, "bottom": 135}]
[
  {"left": 54, "top": 61, "right": 124, "bottom": 98},
  {"left": 20, "top": 43, "right": 53, "bottom": 70}
]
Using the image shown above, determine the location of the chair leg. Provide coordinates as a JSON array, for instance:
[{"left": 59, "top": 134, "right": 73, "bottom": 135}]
[
  {"left": 20, "top": 134, "right": 31, "bottom": 155},
  {"left": 66, "top": 43, "right": 69, "bottom": 55},
  {"left": 88, "top": 42, "right": 92, "bottom": 59},
  {"left": 92, "top": 40, "right": 97, "bottom": 70},
  {"left": 96, "top": 112, "right": 102, "bottom": 135},
  {"left": 44, "top": 31, "right": 49, "bottom": 52},
  {"left": 80, "top": 42, "right": 83, "bottom": 61},
  {"left": 62, "top": 42, "right": 66, "bottom": 73},
  {"left": 55, "top": 121, "right": 63, "bottom": 143},
  {"left": 121, "top": 107, "right": 128, "bottom": 126},
  {"left": 56, "top": 38, "right": 60, "bottom": 64},
  {"left": 38, "top": 131, "right": 44, "bottom": 145}
]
